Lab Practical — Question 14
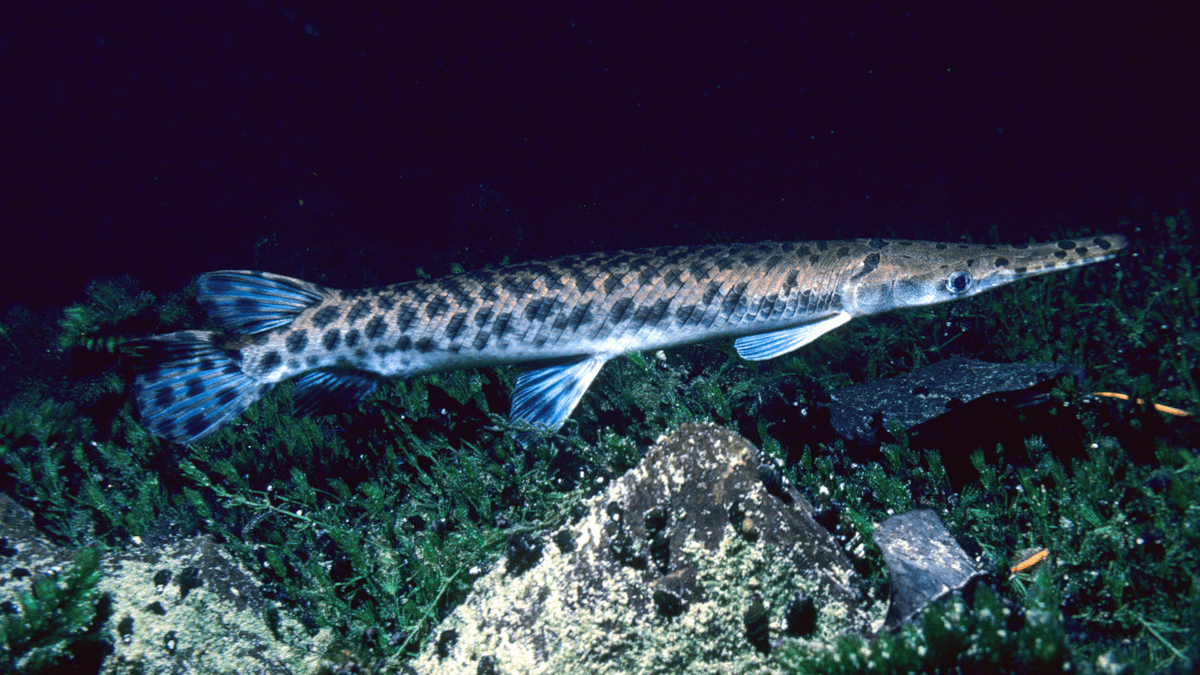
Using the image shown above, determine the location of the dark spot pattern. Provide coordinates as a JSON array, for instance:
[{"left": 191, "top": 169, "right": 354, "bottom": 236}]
[
  {"left": 722, "top": 282, "right": 748, "bottom": 315},
  {"left": 631, "top": 301, "right": 660, "bottom": 329},
  {"left": 1075, "top": 247, "right": 1088, "bottom": 256},
  {"left": 1058, "top": 240, "right": 1076, "bottom": 249},
  {"left": 416, "top": 337, "right": 436, "bottom": 353},
  {"left": 184, "top": 415, "right": 207, "bottom": 439},
  {"left": 1094, "top": 238, "right": 1112, "bottom": 250},
  {"left": 702, "top": 281, "right": 722, "bottom": 305},
  {"left": 324, "top": 329, "right": 340, "bottom": 351},
  {"left": 285, "top": 330, "right": 307, "bottom": 353},
  {"left": 444, "top": 278, "right": 475, "bottom": 305},
  {"left": 260, "top": 351, "right": 282, "bottom": 373},
  {"left": 345, "top": 330, "right": 360, "bottom": 348},
  {"left": 566, "top": 302, "right": 594, "bottom": 329},
  {"left": 365, "top": 316, "right": 386, "bottom": 340},
  {"left": 1054, "top": 250, "right": 1067, "bottom": 259},
  {"left": 851, "top": 252, "right": 880, "bottom": 280},
  {"left": 994, "top": 257, "right": 1010, "bottom": 267},
  {"left": 609, "top": 297, "right": 633, "bottom": 324},
  {"left": 493, "top": 312, "right": 513, "bottom": 339},
  {"left": 346, "top": 301, "right": 371, "bottom": 324},
  {"left": 374, "top": 294, "right": 398, "bottom": 313},
  {"left": 312, "top": 306, "right": 340, "bottom": 329},
  {"left": 425, "top": 296, "right": 449, "bottom": 319},
  {"left": 836, "top": 247, "right": 851, "bottom": 258},
  {"left": 396, "top": 305, "right": 419, "bottom": 332},
  {"left": 395, "top": 335, "right": 412, "bottom": 351},
  {"left": 474, "top": 307, "right": 493, "bottom": 326},
  {"left": 524, "top": 297, "right": 546, "bottom": 321},
  {"left": 569, "top": 268, "right": 597, "bottom": 291},
  {"left": 869, "top": 238, "right": 888, "bottom": 249},
  {"left": 675, "top": 304, "right": 698, "bottom": 325},
  {"left": 603, "top": 273, "right": 623, "bottom": 295},
  {"left": 445, "top": 313, "right": 467, "bottom": 341}
]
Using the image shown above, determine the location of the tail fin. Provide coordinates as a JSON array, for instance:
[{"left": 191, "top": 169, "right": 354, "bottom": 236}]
[{"left": 130, "top": 331, "right": 272, "bottom": 443}]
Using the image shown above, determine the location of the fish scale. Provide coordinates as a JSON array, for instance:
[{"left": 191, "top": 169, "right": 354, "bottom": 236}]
[{"left": 131, "top": 235, "right": 1126, "bottom": 444}]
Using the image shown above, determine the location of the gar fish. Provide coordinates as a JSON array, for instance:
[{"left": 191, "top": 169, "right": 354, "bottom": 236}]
[{"left": 132, "top": 234, "right": 1126, "bottom": 444}]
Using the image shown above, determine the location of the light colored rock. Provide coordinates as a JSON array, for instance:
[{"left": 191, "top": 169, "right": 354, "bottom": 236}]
[{"left": 408, "top": 422, "right": 879, "bottom": 675}]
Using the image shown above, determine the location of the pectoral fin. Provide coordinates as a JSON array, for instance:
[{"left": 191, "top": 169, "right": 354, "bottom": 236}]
[
  {"left": 734, "top": 311, "right": 852, "bottom": 361},
  {"left": 511, "top": 355, "right": 609, "bottom": 440}
]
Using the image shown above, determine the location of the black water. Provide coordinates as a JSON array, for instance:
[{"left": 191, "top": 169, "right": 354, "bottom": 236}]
[{"left": 4, "top": 1, "right": 1198, "bottom": 309}]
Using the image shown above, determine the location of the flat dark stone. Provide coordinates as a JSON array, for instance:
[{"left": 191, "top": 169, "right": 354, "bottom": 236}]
[{"left": 874, "top": 508, "right": 986, "bottom": 631}]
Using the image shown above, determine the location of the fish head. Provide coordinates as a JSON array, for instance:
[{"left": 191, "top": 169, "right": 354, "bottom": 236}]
[{"left": 846, "top": 234, "right": 1128, "bottom": 316}]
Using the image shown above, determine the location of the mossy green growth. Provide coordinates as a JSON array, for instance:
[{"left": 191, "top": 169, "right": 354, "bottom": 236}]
[
  {"left": 0, "top": 547, "right": 107, "bottom": 673},
  {"left": 57, "top": 275, "right": 155, "bottom": 353},
  {"left": 777, "top": 573, "right": 1068, "bottom": 674}
]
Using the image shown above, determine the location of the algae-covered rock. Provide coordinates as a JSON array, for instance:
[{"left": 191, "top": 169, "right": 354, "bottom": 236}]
[
  {"left": 0, "top": 493, "right": 327, "bottom": 674},
  {"left": 98, "top": 534, "right": 327, "bottom": 675},
  {"left": 408, "top": 422, "right": 880, "bottom": 674}
]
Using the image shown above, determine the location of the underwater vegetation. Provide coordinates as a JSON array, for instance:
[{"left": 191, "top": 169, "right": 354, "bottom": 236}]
[
  {"left": 0, "top": 211, "right": 1195, "bottom": 672},
  {"left": 0, "top": 547, "right": 107, "bottom": 673}
]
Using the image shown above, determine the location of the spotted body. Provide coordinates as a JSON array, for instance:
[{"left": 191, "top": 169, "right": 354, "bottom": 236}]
[{"left": 133, "top": 234, "right": 1126, "bottom": 443}]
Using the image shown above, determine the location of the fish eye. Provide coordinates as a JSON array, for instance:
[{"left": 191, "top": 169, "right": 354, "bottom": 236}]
[{"left": 947, "top": 270, "right": 973, "bottom": 294}]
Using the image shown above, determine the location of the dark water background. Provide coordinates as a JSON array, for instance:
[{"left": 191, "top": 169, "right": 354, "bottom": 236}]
[{"left": 4, "top": 1, "right": 1198, "bottom": 309}]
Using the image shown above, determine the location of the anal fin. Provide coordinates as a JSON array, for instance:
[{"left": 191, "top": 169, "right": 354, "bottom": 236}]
[
  {"left": 292, "top": 370, "right": 384, "bottom": 418},
  {"left": 734, "top": 311, "right": 853, "bottom": 361},
  {"left": 510, "top": 355, "right": 608, "bottom": 443}
]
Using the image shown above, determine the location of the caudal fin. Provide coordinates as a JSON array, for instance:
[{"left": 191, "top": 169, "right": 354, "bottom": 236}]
[{"left": 130, "top": 331, "right": 272, "bottom": 443}]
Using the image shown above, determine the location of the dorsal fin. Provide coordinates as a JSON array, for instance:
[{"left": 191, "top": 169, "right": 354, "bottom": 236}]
[{"left": 197, "top": 271, "right": 329, "bottom": 334}]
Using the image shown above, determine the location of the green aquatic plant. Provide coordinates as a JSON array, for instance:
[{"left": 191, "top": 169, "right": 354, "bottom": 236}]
[
  {"left": 0, "top": 547, "right": 108, "bottom": 673},
  {"left": 777, "top": 573, "right": 1071, "bottom": 674},
  {"left": 57, "top": 275, "right": 156, "bottom": 353}
]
